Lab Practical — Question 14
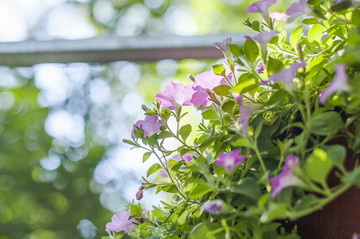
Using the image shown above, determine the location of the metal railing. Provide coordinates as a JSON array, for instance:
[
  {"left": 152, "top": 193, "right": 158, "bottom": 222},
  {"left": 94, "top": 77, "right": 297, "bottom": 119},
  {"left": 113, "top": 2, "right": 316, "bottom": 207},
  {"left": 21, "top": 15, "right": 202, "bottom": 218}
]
[{"left": 0, "top": 34, "right": 245, "bottom": 66}]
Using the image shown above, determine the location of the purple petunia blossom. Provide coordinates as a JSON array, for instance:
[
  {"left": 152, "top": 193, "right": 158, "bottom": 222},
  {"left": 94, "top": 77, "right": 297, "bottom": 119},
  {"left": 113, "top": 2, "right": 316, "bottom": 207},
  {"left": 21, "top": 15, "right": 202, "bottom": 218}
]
[
  {"left": 155, "top": 81, "right": 194, "bottom": 111},
  {"left": 106, "top": 211, "right": 137, "bottom": 233},
  {"left": 319, "top": 64, "right": 349, "bottom": 103},
  {"left": 286, "top": 0, "right": 312, "bottom": 23},
  {"left": 245, "top": 30, "right": 279, "bottom": 55},
  {"left": 270, "top": 155, "right": 303, "bottom": 198},
  {"left": 246, "top": 0, "right": 277, "bottom": 24},
  {"left": 213, "top": 149, "right": 247, "bottom": 173},
  {"left": 201, "top": 200, "right": 223, "bottom": 215},
  {"left": 190, "top": 65, "right": 234, "bottom": 107},
  {"left": 160, "top": 153, "right": 194, "bottom": 178},
  {"left": 269, "top": 61, "right": 306, "bottom": 90},
  {"left": 215, "top": 37, "right": 233, "bottom": 61},
  {"left": 235, "top": 94, "right": 260, "bottom": 135},
  {"left": 131, "top": 115, "right": 163, "bottom": 138}
]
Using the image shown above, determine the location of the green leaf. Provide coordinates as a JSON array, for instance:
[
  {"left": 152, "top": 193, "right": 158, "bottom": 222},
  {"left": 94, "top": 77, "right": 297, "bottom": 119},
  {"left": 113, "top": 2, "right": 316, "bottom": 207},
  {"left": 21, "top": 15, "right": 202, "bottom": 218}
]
[
  {"left": 251, "top": 21, "right": 260, "bottom": 32},
  {"left": 244, "top": 39, "right": 259, "bottom": 63},
  {"left": 232, "top": 79, "right": 259, "bottom": 94},
  {"left": 161, "top": 108, "right": 171, "bottom": 121},
  {"left": 162, "top": 184, "right": 179, "bottom": 193},
  {"left": 352, "top": 9, "right": 360, "bottom": 26},
  {"left": 229, "top": 44, "right": 242, "bottom": 57},
  {"left": 188, "top": 182, "right": 212, "bottom": 199},
  {"left": 305, "top": 148, "right": 333, "bottom": 185},
  {"left": 147, "top": 163, "right": 162, "bottom": 177},
  {"left": 189, "top": 222, "right": 225, "bottom": 239},
  {"left": 213, "top": 85, "right": 231, "bottom": 96},
  {"left": 142, "top": 152, "right": 152, "bottom": 163},
  {"left": 119, "top": 234, "right": 134, "bottom": 239},
  {"left": 222, "top": 101, "right": 235, "bottom": 114},
  {"left": 231, "top": 177, "right": 261, "bottom": 200},
  {"left": 179, "top": 124, "right": 192, "bottom": 142},
  {"left": 202, "top": 110, "right": 218, "bottom": 120},
  {"left": 290, "top": 26, "right": 303, "bottom": 49},
  {"left": 130, "top": 204, "right": 142, "bottom": 217},
  {"left": 308, "top": 24, "right": 325, "bottom": 43},
  {"left": 157, "top": 131, "right": 173, "bottom": 139},
  {"left": 231, "top": 137, "right": 253, "bottom": 148},
  {"left": 267, "top": 57, "right": 283, "bottom": 75},
  {"left": 260, "top": 203, "right": 288, "bottom": 222},
  {"left": 302, "top": 18, "right": 320, "bottom": 25},
  {"left": 311, "top": 111, "right": 343, "bottom": 136},
  {"left": 342, "top": 167, "right": 360, "bottom": 188},
  {"left": 322, "top": 145, "right": 346, "bottom": 170},
  {"left": 212, "top": 64, "right": 226, "bottom": 76}
]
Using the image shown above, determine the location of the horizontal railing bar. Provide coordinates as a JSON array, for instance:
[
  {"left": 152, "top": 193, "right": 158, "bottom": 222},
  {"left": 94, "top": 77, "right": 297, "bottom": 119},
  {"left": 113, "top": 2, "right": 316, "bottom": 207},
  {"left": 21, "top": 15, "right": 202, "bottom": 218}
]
[{"left": 0, "top": 34, "right": 246, "bottom": 66}]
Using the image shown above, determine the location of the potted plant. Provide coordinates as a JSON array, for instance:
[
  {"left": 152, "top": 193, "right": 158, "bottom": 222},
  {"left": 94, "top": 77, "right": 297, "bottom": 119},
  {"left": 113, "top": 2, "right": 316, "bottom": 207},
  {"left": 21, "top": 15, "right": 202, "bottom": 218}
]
[{"left": 103, "top": 0, "right": 360, "bottom": 238}]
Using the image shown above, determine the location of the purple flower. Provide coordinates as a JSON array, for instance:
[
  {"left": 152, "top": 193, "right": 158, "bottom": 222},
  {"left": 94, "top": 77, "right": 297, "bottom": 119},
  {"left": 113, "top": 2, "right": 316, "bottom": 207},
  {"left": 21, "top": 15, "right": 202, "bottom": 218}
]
[
  {"left": 270, "top": 156, "right": 303, "bottom": 198},
  {"left": 106, "top": 211, "right": 137, "bottom": 233},
  {"left": 131, "top": 115, "right": 163, "bottom": 138},
  {"left": 160, "top": 154, "right": 194, "bottom": 177},
  {"left": 286, "top": 0, "right": 312, "bottom": 23},
  {"left": 256, "top": 61, "right": 265, "bottom": 73},
  {"left": 190, "top": 65, "right": 234, "bottom": 107},
  {"left": 201, "top": 200, "right": 223, "bottom": 215},
  {"left": 246, "top": 0, "right": 277, "bottom": 24},
  {"left": 213, "top": 149, "right": 247, "bottom": 173},
  {"left": 270, "top": 12, "right": 288, "bottom": 21},
  {"left": 235, "top": 94, "right": 260, "bottom": 135},
  {"left": 155, "top": 81, "right": 194, "bottom": 111},
  {"left": 269, "top": 61, "right": 306, "bottom": 91},
  {"left": 215, "top": 38, "right": 233, "bottom": 61},
  {"left": 319, "top": 64, "right": 349, "bottom": 103},
  {"left": 245, "top": 30, "right": 279, "bottom": 55}
]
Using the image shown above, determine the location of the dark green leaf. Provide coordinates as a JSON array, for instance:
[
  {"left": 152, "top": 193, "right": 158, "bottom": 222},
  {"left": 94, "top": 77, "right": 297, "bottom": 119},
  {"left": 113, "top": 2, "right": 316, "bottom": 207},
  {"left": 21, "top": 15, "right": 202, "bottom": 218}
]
[
  {"left": 342, "top": 167, "right": 360, "bottom": 188},
  {"left": 231, "top": 177, "right": 261, "bottom": 200},
  {"left": 267, "top": 57, "right": 283, "bottom": 75},
  {"left": 162, "top": 184, "right": 179, "bottom": 193},
  {"left": 260, "top": 203, "right": 288, "bottom": 222},
  {"left": 189, "top": 222, "right": 225, "bottom": 239},
  {"left": 157, "top": 131, "right": 173, "bottom": 139},
  {"left": 222, "top": 101, "right": 235, "bottom": 114},
  {"left": 352, "top": 9, "right": 360, "bottom": 26},
  {"left": 188, "top": 182, "right": 212, "bottom": 199},
  {"left": 311, "top": 111, "right": 343, "bottom": 136},
  {"left": 322, "top": 145, "right": 346, "bottom": 169}
]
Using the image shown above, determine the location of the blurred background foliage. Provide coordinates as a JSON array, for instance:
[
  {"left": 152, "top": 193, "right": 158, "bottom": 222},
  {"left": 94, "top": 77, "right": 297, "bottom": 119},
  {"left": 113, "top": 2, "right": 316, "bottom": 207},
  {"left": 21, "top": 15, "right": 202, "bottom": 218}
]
[{"left": 0, "top": 0, "right": 289, "bottom": 238}]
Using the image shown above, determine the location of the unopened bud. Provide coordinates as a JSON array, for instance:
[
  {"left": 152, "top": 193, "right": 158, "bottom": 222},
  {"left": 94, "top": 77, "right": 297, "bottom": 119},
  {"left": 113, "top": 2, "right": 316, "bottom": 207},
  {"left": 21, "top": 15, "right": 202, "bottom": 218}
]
[
  {"left": 141, "top": 104, "right": 150, "bottom": 112},
  {"left": 187, "top": 74, "right": 195, "bottom": 82},
  {"left": 136, "top": 185, "right": 150, "bottom": 201}
]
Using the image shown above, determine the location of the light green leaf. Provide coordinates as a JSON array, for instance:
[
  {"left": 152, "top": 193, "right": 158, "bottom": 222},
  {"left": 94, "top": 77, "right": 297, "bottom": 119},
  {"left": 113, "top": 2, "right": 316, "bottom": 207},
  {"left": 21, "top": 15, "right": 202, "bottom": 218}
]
[
  {"left": 142, "top": 152, "right": 152, "bottom": 163},
  {"left": 162, "top": 184, "right": 178, "bottom": 193},
  {"left": 222, "top": 101, "right": 235, "bottom": 114},
  {"left": 157, "top": 131, "right": 173, "bottom": 139},
  {"left": 232, "top": 79, "right": 259, "bottom": 94},
  {"left": 130, "top": 204, "right": 142, "bottom": 217},
  {"left": 244, "top": 39, "right": 259, "bottom": 63},
  {"left": 267, "top": 57, "right": 283, "bottom": 75},
  {"left": 212, "top": 65, "right": 226, "bottom": 76},
  {"left": 202, "top": 110, "right": 218, "bottom": 120},
  {"left": 188, "top": 182, "right": 212, "bottom": 199},
  {"left": 290, "top": 25, "right": 303, "bottom": 49},
  {"left": 147, "top": 163, "right": 162, "bottom": 177},
  {"left": 305, "top": 148, "right": 333, "bottom": 184},
  {"left": 302, "top": 18, "right": 320, "bottom": 25},
  {"left": 308, "top": 24, "right": 325, "bottom": 43},
  {"left": 179, "top": 124, "right": 192, "bottom": 142},
  {"left": 229, "top": 44, "right": 242, "bottom": 57},
  {"left": 213, "top": 85, "right": 231, "bottom": 96}
]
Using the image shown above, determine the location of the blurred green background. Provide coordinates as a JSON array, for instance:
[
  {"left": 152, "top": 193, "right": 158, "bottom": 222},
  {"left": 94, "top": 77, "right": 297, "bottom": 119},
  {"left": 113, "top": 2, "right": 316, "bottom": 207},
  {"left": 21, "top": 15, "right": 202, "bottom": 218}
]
[{"left": 0, "top": 0, "right": 290, "bottom": 238}]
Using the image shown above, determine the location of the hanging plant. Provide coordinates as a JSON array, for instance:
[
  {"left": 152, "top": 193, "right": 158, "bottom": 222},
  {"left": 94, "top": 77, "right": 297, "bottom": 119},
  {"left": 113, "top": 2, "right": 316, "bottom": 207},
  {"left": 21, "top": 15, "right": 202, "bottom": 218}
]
[{"left": 104, "top": 0, "right": 360, "bottom": 238}]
